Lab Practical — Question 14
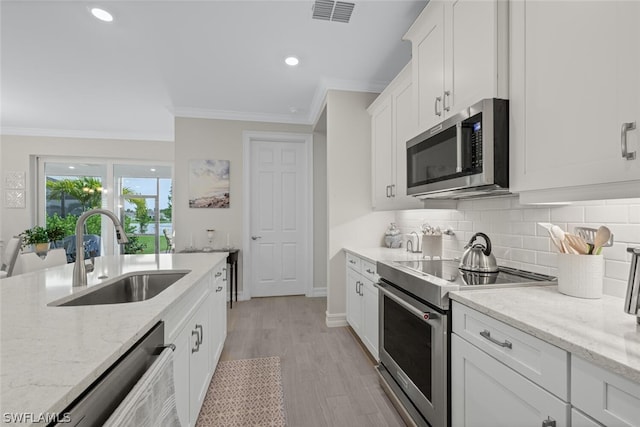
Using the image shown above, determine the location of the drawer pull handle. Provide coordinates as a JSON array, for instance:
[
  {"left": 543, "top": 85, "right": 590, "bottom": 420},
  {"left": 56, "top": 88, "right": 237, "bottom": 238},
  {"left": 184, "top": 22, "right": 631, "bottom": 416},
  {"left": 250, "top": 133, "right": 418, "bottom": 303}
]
[
  {"left": 215, "top": 272, "right": 222, "bottom": 277},
  {"left": 480, "top": 330, "right": 512, "bottom": 349},
  {"left": 216, "top": 286, "right": 223, "bottom": 292},
  {"left": 366, "top": 268, "right": 375, "bottom": 274}
]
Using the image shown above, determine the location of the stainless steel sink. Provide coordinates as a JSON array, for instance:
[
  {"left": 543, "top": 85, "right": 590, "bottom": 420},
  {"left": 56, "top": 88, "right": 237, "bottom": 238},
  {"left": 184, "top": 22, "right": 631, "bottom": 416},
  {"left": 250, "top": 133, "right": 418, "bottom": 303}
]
[{"left": 53, "top": 270, "right": 190, "bottom": 306}]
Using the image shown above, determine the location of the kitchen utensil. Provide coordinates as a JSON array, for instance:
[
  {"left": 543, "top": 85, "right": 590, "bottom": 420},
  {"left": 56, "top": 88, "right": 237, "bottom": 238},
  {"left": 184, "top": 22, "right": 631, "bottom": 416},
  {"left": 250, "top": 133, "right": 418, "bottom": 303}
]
[
  {"left": 564, "top": 233, "right": 589, "bottom": 255},
  {"left": 550, "top": 225, "right": 570, "bottom": 254},
  {"left": 538, "top": 223, "right": 565, "bottom": 253},
  {"left": 574, "top": 226, "right": 614, "bottom": 248},
  {"left": 459, "top": 232, "right": 498, "bottom": 273},
  {"left": 592, "top": 226, "right": 612, "bottom": 255}
]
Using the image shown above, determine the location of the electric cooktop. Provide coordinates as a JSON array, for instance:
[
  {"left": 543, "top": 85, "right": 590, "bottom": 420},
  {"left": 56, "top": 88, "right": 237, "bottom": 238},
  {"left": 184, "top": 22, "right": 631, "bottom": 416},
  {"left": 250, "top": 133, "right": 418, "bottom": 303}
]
[{"left": 394, "top": 259, "right": 556, "bottom": 287}]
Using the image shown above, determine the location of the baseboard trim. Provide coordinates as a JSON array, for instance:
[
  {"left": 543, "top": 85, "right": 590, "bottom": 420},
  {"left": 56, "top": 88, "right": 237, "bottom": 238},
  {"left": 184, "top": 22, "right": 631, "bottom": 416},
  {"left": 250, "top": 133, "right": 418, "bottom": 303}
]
[
  {"left": 325, "top": 311, "right": 348, "bottom": 328},
  {"left": 309, "top": 287, "right": 327, "bottom": 297}
]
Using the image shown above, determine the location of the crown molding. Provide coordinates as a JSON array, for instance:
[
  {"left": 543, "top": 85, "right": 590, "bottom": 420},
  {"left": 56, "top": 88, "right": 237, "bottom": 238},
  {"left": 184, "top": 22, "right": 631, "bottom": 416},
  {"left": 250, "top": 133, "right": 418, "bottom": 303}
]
[
  {"left": 0, "top": 127, "right": 174, "bottom": 142},
  {"left": 308, "top": 77, "right": 388, "bottom": 126},
  {"left": 171, "top": 107, "right": 311, "bottom": 126}
]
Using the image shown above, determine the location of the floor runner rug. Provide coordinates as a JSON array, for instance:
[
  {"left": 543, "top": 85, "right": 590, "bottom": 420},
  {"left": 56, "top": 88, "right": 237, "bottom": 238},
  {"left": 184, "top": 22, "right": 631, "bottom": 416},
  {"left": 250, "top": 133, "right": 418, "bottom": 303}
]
[{"left": 196, "top": 356, "right": 287, "bottom": 426}]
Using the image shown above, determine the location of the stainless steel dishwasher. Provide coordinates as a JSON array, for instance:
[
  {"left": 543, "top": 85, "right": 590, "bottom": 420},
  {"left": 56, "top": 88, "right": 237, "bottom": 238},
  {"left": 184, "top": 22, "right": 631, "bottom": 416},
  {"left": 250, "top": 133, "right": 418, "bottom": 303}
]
[{"left": 51, "top": 322, "right": 167, "bottom": 427}]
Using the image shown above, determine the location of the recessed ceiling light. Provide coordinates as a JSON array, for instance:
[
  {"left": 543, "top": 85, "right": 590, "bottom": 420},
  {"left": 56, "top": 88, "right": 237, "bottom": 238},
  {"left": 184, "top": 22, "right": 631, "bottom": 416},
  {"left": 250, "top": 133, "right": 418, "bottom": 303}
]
[
  {"left": 285, "top": 56, "right": 299, "bottom": 66},
  {"left": 68, "top": 166, "right": 75, "bottom": 169},
  {"left": 91, "top": 7, "right": 114, "bottom": 22},
  {"left": 150, "top": 168, "right": 156, "bottom": 172}
]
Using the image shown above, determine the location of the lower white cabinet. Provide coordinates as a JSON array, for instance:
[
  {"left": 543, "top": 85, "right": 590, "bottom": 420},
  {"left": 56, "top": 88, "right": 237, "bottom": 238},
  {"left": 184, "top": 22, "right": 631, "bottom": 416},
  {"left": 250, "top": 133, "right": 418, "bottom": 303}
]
[
  {"left": 345, "top": 252, "right": 379, "bottom": 360},
  {"left": 571, "top": 356, "right": 640, "bottom": 427},
  {"left": 165, "top": 259, "right": 228, "bottom": 427},
  {"left": 571, "top": 409, "right": 603, "bottom": 427},
  {"left": 210, "top": 262, "right": 227, "bottom": 370},
  {"left": 451, "top": 334, "right": 570, "bottom": 427},
  {"left": 451, "top": 301, "right": 640, "bottom": 427}
]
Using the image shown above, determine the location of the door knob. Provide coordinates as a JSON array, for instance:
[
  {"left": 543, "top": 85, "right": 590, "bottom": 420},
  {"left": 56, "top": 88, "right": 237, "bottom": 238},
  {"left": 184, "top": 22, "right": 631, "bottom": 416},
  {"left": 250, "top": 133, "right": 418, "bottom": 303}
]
[{"left": 251, "top": 236, "right": 262, "bottom": 240}]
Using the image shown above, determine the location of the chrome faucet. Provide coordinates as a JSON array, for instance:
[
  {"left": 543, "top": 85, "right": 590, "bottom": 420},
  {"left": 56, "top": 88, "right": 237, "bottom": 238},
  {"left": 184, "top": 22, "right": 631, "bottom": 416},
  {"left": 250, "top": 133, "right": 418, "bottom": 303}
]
[{"left": 73, "top": 209, "right": 129, "bottom": 287}]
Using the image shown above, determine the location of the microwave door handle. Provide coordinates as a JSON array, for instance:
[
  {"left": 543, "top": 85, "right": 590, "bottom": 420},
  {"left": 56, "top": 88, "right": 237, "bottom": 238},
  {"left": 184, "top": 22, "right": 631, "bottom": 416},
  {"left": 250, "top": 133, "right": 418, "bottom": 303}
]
[{"left": 456, "top": 122, "right": 462, "bottom": 172}]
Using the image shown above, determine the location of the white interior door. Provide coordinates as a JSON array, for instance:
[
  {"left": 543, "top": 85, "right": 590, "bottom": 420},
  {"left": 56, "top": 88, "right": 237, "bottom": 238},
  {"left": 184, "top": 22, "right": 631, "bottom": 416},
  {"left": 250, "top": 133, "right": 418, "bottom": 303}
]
[{"left": 249, "top": 137, "right": 309, "bottom": 297}]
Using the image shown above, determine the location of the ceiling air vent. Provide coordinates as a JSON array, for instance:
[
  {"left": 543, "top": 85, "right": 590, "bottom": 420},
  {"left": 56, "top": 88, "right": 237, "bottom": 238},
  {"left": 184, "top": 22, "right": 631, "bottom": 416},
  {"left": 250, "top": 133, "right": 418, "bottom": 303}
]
[{"left": 312, "top": 0, "right": 355, "bottom": 23}]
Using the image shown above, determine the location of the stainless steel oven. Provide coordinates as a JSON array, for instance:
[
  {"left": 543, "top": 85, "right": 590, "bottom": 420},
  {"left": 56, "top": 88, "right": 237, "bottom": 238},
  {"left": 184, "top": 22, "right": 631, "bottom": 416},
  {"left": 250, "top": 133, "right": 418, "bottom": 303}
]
[
  {"left": 375, "top": 258, "right": 557, "bottom": 427},
  {"left": 375, "top": 280, "right": 448, "bottom": 427}
]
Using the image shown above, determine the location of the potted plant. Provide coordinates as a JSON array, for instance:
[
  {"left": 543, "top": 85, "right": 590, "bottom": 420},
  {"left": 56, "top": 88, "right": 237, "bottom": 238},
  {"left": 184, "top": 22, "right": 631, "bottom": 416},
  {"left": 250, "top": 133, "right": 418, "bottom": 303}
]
[{"left": 20, "top": 225, "right": 65, "bottom": 255}]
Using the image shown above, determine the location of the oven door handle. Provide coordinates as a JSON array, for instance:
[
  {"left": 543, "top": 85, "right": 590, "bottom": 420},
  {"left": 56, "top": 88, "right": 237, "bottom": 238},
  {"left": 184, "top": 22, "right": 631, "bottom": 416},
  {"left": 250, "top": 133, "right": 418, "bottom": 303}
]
[{"left": 374, "top": 282, "right": 439, "bottom": 325}]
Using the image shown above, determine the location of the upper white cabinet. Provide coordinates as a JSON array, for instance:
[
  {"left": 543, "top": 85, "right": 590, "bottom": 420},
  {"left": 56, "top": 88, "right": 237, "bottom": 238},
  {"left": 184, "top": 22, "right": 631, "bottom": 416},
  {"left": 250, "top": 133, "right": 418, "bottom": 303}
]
[
  {"left": 369, "top": 63, "right": 424, "bottom": 210},
  {"left": 404, "top": 0, "right": 508, "bottom": 133},
  {"left": 510, "top": 0, "right": 640, "bottom": 202}
]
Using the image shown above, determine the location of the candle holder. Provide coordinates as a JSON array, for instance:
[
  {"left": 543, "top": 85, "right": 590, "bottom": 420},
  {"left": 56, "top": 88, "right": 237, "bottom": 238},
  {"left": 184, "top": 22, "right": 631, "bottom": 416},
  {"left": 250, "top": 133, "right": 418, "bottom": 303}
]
[{"left": 203, "top": 229, "right": 215, "bottom": 252}]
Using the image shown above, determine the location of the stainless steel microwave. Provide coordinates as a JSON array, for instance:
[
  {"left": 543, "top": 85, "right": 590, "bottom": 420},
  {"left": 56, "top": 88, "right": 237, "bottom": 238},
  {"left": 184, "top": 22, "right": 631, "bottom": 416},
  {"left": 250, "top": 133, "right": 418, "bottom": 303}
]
[{"left": 406, "top": 98, "right": 509, "bottom": 199}]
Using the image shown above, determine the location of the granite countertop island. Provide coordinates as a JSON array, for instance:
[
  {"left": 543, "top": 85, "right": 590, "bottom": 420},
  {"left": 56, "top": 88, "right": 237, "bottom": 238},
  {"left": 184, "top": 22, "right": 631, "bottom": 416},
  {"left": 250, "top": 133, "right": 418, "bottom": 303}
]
[
  {"left": 0, "top": 252, "right": 227, "bottom": 425},
  {"left": 449, "top": 286, "right": 640, "bottom": 383}
]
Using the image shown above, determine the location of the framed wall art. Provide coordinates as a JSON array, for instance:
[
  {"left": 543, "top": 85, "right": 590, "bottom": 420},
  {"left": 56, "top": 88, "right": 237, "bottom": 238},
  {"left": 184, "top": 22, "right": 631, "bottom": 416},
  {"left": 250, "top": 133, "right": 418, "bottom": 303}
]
[{"left": 188, "top": 160, "right": 230, "bottom": 208}]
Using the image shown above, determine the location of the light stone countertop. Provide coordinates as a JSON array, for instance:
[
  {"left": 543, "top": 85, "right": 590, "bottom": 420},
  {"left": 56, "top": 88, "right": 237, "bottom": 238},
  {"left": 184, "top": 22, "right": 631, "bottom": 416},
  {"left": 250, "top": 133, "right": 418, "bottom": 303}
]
[
  {"left": 449, "top": 286, "right": 640, "bottom": 383},
  {"left": 343, "top": 247, "right": 430, "bottom": 264},
  {"left": 0, "top": 252, "right": 227, "bottom": 425}
]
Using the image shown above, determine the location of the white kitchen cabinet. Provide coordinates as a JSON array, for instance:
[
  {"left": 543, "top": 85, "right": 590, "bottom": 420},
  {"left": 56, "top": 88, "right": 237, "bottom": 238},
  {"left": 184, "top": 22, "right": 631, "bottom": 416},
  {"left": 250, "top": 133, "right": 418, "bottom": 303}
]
[
  {"left": 209, "top": 263, "right": 227, "bottom": 370},
  {"left": 346, "top": 267, "right": 363, "bottom": 337},
  {"left": 452, "top": 301, "right": 570, "bottom": 427},
  {"left": 404, "top": 0, "right": 508, "bottom": 133},
  {"left": 572, "top": 409, "right": 604, "bottom": 427},
  {"left": 188, "top": 296, "right": 211, "bottom": 422},
  {"left": 164, "top": 258, "right": 228, "bottom": 427},
  {"left": 451, "top": 334, "right": 570, "bottom": 427},
  {"left": 345, "top": 253, "right": 379, "bottom": 360},
  {"left": 369, "top": 63, "right": 423, "bottom": 211},
  {"left": 510, "top": 0, "right": 640, "bottom": 202},
  {"left": 571, "top": 356, "right": 640, "bottom": 427}
]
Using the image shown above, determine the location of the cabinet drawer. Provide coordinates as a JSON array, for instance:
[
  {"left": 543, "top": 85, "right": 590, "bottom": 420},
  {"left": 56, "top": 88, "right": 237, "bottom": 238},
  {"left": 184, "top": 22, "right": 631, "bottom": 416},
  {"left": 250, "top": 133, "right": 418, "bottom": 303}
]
[
  {"left": 361, "top": 260, "right": 377, "bottom": 281},
  {"left": 451, "top": 334, "right": 570, "bottom": 427},
  {"left": 452, "top": 301, "right": 569, "bottom": 400},
  {"left": 346, "top": 253, "right": 361, "bottom": 272},
  {"left": 572, "top": 356, "right": 640, "bottom": 427}
]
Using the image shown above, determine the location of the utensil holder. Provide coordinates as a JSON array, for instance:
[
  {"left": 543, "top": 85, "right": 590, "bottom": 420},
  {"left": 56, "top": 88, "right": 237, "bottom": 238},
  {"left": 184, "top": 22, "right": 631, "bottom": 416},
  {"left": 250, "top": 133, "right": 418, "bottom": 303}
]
[
  {"left": 557, "top": 254, "right": 603, "bottom": 299},
  {"left": 422, "top": 235, "right": 442, "bottom": 259}
]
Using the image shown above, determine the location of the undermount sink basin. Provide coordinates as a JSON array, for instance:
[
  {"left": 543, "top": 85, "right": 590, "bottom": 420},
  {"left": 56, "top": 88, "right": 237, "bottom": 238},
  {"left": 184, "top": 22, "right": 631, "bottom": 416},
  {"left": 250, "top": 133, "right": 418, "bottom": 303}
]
[{"left": 52, "top": 270, "right": 190, "bottom": 306}]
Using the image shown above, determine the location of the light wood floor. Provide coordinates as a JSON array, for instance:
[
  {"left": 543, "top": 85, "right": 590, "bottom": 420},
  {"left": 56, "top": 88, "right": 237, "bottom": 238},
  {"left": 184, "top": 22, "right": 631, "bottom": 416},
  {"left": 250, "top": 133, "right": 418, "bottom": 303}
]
[{"left": 220, "top": 296, "right": 406, "bottom": 427}]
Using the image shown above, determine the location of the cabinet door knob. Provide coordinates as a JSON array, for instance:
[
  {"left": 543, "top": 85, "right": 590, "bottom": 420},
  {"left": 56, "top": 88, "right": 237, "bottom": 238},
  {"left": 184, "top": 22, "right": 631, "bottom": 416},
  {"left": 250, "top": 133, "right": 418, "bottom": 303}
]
[
  {"left": 216, "top": 286, "right": 223, "bottom": 292},
  {"left": 435, "top": 96, "right": 442, "bottom": 117},
  {"left": 366, "top": 268, "right": 375, "bottom": 274},
  {"left": 621, "top": 121, "right": 637, "bottom": 160},
  {"left": 215, "top": 272, "right": 222, "bottom": 277}
]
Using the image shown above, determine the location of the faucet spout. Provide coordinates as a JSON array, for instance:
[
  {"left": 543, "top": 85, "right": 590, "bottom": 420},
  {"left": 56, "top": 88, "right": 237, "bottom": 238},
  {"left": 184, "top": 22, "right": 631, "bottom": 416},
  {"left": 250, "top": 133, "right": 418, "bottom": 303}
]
[{"left": 72, "top": 209, "right": 129, "bottom": 287}]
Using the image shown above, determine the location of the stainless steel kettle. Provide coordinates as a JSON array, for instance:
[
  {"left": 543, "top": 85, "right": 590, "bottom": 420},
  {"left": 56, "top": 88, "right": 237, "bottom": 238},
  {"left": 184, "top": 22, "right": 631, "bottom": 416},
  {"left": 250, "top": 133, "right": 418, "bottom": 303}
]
[{"left": 459, "top": 232, "right": 498, "bottom": 273}]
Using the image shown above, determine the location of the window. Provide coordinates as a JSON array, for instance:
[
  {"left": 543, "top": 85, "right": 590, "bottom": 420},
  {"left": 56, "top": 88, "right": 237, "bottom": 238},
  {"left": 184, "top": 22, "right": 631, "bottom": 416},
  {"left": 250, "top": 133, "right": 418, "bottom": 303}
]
[{"left": 38, "top": 158, "right": 172, "bottom": 259}]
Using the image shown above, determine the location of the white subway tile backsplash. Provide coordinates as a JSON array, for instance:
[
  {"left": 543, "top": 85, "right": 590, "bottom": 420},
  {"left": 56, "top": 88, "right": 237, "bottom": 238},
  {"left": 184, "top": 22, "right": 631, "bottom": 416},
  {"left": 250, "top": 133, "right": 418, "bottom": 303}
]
[
  {"left": 585, "top": 206, "right": 629, "bottom": 223},
  {"left": 550, "top": 206, "right": 585, "bottom": 223},
  {"left": 394, "top": 196, "right": 640, "bottom": 298}
]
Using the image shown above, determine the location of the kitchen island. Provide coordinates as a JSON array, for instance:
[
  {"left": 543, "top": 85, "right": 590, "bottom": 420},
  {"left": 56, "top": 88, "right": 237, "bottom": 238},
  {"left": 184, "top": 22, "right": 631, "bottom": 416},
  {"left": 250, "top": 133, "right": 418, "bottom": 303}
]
[{"left": 0, "top": 253, "right": 227, "bottom": 425}]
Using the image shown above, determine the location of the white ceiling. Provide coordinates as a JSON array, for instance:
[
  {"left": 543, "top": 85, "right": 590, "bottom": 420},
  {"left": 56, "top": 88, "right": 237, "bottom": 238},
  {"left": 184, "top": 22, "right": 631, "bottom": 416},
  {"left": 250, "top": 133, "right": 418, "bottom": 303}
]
[{"left": 0, "top": 0, "right": 426, "bottom": 142}]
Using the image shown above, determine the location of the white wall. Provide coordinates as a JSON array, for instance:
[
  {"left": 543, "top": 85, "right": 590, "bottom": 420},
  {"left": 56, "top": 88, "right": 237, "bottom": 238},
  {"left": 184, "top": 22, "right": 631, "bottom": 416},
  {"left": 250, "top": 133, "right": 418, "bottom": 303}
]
[
  {"left": 313, "top": 110, "right": 328, "bottom": 293},
  {"left": 173, "top": 117, "right": 312, "bottom": 298},
  {"left": 0, "top": 135, "right": 173, "bottom": 243},
  {"left": 326, "top": 90, "right": 395, "bottom": 324},
  {"left": 394, "top": 196, "right": 640, "bottom": 298}
]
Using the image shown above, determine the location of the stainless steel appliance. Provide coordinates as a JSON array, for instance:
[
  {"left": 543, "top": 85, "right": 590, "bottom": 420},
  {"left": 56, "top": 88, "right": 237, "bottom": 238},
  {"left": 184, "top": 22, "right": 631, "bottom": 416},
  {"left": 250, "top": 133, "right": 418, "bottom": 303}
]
[
  {"left": 624, "top": 247, "right": 640, "bottom": 324},
  {"left": 375, "top": 259, "right": 556, "bottom": 427},
  {"left": 406, "top": 98, "right": 509, "bottom": 199},
  {"left": 54, "top": 322, "right": 168, "bottom": 426}
]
